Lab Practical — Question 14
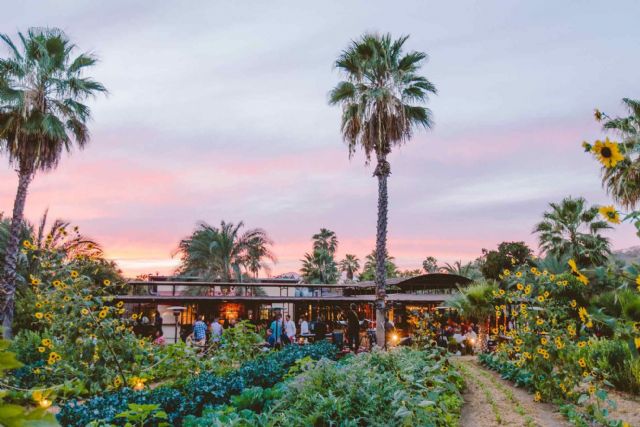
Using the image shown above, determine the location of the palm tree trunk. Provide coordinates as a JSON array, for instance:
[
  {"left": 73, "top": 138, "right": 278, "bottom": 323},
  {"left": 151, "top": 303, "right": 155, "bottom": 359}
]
[
  {"left": 374, "top": 157, "right": 390, "bottom": 348},
  {"left": 1, "top": 169, "right": 33, "bottom": 339}
]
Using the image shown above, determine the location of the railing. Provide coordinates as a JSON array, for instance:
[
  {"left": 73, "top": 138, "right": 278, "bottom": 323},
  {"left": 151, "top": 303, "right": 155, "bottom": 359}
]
[{"left": 126, "top": 281, "right": 348, "bottom": 298}]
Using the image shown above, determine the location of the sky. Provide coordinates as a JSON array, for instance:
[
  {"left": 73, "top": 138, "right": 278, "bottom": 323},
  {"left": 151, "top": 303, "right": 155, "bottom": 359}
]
[{"left": 1, "top": 1, "right": 639, "bottom": 277}]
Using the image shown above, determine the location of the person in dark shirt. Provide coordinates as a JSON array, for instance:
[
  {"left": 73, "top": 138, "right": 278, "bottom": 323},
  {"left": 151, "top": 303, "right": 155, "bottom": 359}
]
[
  {"left": 346, "top": 303, "right": 360, "bottom": 353},
  {"left": 314, "top": 315, "right": 327, "bottom": 341}
]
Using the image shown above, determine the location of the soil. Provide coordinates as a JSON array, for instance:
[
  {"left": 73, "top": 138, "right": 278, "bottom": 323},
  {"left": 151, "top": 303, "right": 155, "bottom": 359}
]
[{"left": 454, "top": 356, "right": 570, "bottom": 427}]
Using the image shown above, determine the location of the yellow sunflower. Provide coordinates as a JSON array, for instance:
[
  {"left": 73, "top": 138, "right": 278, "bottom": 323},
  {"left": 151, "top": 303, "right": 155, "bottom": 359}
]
[
  {"left": 103, "top": 279, "right": 111, "bottom": 286},
  {"left": 599, "top": 205, "right": 621, "bottom": 224},
  {"left": 592, "top": 138, "right": 624, "bottom": 168}
]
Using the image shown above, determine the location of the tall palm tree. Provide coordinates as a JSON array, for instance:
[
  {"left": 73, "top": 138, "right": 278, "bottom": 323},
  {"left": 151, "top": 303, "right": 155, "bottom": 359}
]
[
  {"left": 0, "top": 28, "right": 106, "bottom": 337},
  {"left": 329, "top": 33, "right": 436, "bottom": 346},
  {"left": 339, "top": 254, "right": 360, "bottom": 280},
  {"left": 312, "top": 228, "right": 338, "bottom": 254},
  {"left": 176, "top": 221, "right": 275, "bottom": 282},
  {"left": 597, "top": 98, "right": 640, "bottom": 209},
  {"left": 533, "top": 196, "right": 612, "bottom": 267}
]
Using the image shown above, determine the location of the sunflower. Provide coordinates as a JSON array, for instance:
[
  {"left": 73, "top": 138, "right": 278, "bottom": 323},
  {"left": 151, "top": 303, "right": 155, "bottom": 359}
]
[
  {"left": 599, "top": 205, "right": 621, "bottom": 224},
  {"left": 116, "top": 301, "right": 124, "bottom": 308},
  {"left": 578, "top": 358, "right": 587, "bottom": 368},
  {"left": 38, "top": 346, "right": 46, "bottom": 353},
  {"left": 592, "top": 138, "right": 624, "bottom": 168},
  {"left": 103, "top": 279, "right": 111, "bottom": 286},
  {"left": 81, "top": 308, "right": 89, "bottom": 316},
  {"left": 35, "top": 312, "right": 44, "bottom": 319},
  {"left": 516, "top": 283, "right": 524, "bottom": 290}
]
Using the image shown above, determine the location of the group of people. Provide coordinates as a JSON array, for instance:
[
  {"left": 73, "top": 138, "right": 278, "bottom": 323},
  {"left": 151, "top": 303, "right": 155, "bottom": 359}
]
[{"left": 191, "top": 314, "right": 227, "bottom": 347}]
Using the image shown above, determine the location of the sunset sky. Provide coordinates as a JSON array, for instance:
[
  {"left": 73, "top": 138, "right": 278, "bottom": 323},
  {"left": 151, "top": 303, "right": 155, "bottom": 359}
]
[{"left": 1, "top": 1, "right": 639, "bottom": 277}]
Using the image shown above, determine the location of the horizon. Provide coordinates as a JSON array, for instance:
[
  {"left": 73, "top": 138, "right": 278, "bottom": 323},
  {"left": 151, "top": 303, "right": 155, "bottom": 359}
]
[{"left": 1, "top": 1, "right": 639, "bottom": 277}]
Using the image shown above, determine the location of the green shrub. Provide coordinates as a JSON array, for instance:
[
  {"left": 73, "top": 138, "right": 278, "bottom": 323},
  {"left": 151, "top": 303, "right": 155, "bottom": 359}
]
[{"left": 186, "top": 347, "right": 465, "bottom": 427}]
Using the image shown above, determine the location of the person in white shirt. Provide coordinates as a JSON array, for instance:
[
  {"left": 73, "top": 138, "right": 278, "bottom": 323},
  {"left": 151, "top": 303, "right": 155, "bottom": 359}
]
[
  {"left": 210, "top": 317, "right": 224, "bottom": 342},
  {"left": 284, "top": 314, "right": 297, "bottom": 344},
  {"left": 299, "top": 316, "right": 310, "bottom": 335}
]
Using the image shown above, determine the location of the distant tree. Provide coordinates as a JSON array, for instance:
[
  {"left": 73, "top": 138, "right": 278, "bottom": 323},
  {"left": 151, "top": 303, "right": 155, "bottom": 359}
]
[
  {"left": 176, "top": 221, "right": 275, "bottom": 281},
  {"left": 397, "top": 268, "right": 423, "bottom": 278},
  {"left": 301, "top": 250, "right": 339, "bottom": 284},
  {"left": 359, "top": 250, "right": 398, "bottom": 281},
  {"left": 0, "top": 28, "right": 106, "bottom": 337},
  {"left": 533, "top": 196, "right": 612, "bottom": 267},
  {"left": 330, "top": 33, "right": 436, "bottom": 346},
  {"left": 441, "top": 260, "right": 483, "bottom": 281},
  {"left": 301, "top": 229, "right": 340, "bottom": 284},
  {"left": 422, "top": 256, "right": 438, "bottom": 273},
  {"left": 312, "top": 228, "right": 338, "bottom": 255},
  {"left": 480, "top": 241, "right": 533, "bottom": 280},
  {"left": 339, "top": 254, "right": 360, "bottom": 281}
]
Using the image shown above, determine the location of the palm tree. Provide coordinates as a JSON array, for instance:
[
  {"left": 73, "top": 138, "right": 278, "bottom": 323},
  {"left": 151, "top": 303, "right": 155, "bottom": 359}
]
[
  {"left": 176, "top": 221, "right": 275, "bottom": 282},
  {"left": 300, "top": 250, "right": 339, "bottom": 284},
  {"left": 597, "top": 98, "right": 640, "bottom": 209},
  {"left": 446, "top": 281, "right": 496, "bottom": 325},
  {"left": 533, "top": 196, "right": 612, "bottom": 267},
  {"left": 339, "top": 254, "right": 360, "bottom": 280},
  {"left": 422, "top": 256, "right": 438, "bottom": 273},
  {"left": 359, "top": 249, "right": 398, "bottom": 281},
  {"left": 329, "top": 33, "right": 436, "bottom": 347},
  {"left": 312, "top": 228, "right": 338, "bottom": 254},
  {"left": 0, "top": 29, "right": 106, "bottom": 337},
  {"left": 441, "top": 260, "right": 483, "bottom": 281}
]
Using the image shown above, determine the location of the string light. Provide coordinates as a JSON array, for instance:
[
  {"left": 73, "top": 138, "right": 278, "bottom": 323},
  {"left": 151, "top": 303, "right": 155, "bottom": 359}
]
[{"left": 39, "top": 399, "right": 52, "bottom": 409}]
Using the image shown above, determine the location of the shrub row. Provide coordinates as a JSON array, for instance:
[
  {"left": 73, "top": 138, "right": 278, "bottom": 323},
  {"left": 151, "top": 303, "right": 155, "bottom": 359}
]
[
  {"left": 57, "top": 342, "right": 337, "bottom": 426},
  {"left": 184, "top": 347, "right": 465, "bottom": 427}
]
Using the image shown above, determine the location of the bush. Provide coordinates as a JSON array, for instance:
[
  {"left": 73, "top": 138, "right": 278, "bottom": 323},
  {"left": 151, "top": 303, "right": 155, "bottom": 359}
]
[
  {"left": 185, "top": 347, "right": 465, "bottom": 427},
  {"left": 582, "top": 339, "right": 640, "bottom": 394},
  {"left": 57, "top": 341, "right": 337, "bottom": 426}
]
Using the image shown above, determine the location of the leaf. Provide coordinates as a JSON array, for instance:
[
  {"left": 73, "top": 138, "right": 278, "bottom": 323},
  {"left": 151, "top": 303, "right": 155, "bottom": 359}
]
[{"left": 577, "top": 394, "right": 589, "bottom": 405}]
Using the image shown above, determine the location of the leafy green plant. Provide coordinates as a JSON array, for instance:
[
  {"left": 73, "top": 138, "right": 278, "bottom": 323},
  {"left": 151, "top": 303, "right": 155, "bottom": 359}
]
[
  {"left": 115, "top": 404, "right": 169, "bottom": 427},
  {"left": 0, "top": 338, "right": 58, "bottom": 426}
]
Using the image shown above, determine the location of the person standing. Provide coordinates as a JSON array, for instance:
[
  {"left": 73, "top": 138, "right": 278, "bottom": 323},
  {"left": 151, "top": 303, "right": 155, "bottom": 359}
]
[
  {"left": 284, "top": 314, "right": 297, "bottom": 344},
  {"left": 300, "top": 316, "right": 310, "bottom": 335},
  {"left": 314, "top": 315, "right": 327, "bottom": 341},
  {"left": 210, "top": 317, "right": 224, "bottom": 343},
  {"left": 346, "top": 303, "right": 360, "bottom": 353},
  {"left": 192, "top": 314, "right": 207, "bottom": 348},
  {"left": 270, "top": 313, "right": 285, "bottom": 348}
]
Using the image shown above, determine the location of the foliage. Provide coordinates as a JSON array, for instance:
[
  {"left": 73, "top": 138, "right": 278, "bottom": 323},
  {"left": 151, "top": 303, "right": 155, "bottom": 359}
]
[
  {"left": 533, "top": 196, "right": 612, "bottom": 267},
  {"left": 175, "top": 220, "right": 276, "bottom": 281},
  {"left": 479, "top": 241, "right": 532, "bottom": 280},
  {"left": 0, "top": 338, "right": 59, "bottom": 426},
  {"left": 588, "top": 99, "right": 640, "bottom": 210},
  {"left": 339, "top": 254, "right": 360, "bottom": 281},
  {"left": 477, "top": 257, "right": 639, "bottom": 426},
  {"left": 185, "top": 347, "right": 464, "bottom": 427},
  {"left": 359, "top": 249, "right": 399, "bottom": 281},
  {"left": 57, "top": 342, "right": 338, "bottom": 426},
  {"left": 422, "top": 256, "right": 438, "bottom": 273},
  {"left": 445, "top": 281, "right": 497, "bottom": 323},
  {"left": 8, "top": 242, "right": 151, "bottom": 396},
  {"left": 440, "top": 260, "right": 482, "bottom": 280},
  {"left": 300, "top": 229, "right": 339, "bottom": 283}
]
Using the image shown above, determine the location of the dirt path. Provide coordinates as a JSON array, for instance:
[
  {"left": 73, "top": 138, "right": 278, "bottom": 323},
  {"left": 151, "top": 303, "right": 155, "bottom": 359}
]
[{"left": 453, "top": 356, "right": 570, "bottom": 427}]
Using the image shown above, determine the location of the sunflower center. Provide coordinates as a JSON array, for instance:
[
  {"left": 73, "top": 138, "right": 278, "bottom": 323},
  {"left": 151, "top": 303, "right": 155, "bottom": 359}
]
[{"left": 601, "top": 147, "right": 612, "bottom": 158}]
